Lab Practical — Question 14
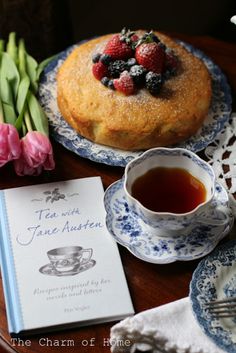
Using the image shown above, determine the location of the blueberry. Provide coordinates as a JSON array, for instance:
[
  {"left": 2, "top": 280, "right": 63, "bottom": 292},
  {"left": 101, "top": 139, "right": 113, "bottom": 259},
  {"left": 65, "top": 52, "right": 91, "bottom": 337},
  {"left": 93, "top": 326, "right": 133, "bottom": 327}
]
[
  {"left": 127, "top": 58, "right": 137, "bottom": 68},
  {"left": 130, "top": 65, "right": 147, "bottom": 86},
  {"left": 151, "top": 33, "right": 160, "bottom": 43},
  {"left": 100, "top": 53, "right": 112, "bottom": 65},
  {"left": 108, "top": 60, "right": 127, "bottom": 78},
  {"left": 92, "top": 52, "right": 101, "bottom": 63},
  {"left": 101, "top": 77, "right": 110, "bottom": 87},
  {"left": 108, "top": 79, "right": 115, "bottom": 90},
  {"left": 145, "top": 71, "right": 163, "bottom": 95}
]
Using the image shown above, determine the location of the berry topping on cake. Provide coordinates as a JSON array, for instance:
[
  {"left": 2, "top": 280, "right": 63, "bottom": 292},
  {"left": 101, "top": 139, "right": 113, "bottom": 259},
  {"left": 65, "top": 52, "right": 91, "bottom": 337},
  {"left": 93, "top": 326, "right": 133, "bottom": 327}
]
[
  {"left": 104, "top": 28, "right": 135, "bottom": 60},
  {"left": 101, "top": 76, "right": 110, "bottom": 87},
  {"left": 145, "top": 71, "right": 163, "bottom": 94},
  {"left": 108, "top": 60, "right": 127, "bottom": 78},
  {"left": 113, "top": 71, "right": 135, "bottom": 95},
  {"left": 91, "top": 28, "right": 179, "bottom": 95},
  {"left": 129, "top": 65, "right": 147, "bottom": 85},
  {"left": 92, "top": 62, "right": 108, "bottom": 80},
  {"left": 100, "top": 53, "right": 113, "bottom": 65},
  {"left": 127, "top": 57, "right": 137, "bottom": 67},
  {"left": 135, "top": 36, "right": 165, "bottom": 74},
  {"left": 92, "top": 52, "right": 102, "bottom": 63}
]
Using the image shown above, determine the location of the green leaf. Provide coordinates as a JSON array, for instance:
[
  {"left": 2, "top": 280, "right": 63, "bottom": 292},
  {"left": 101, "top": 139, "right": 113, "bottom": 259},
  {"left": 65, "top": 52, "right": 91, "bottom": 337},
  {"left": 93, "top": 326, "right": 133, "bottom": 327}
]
[
  {"left": 0, "top": 75, "right": 17, "bottom": 123},
  {"left": 0, "top": 52, "right": 20, "bottom": 101},
  {"left": 2, "top": 102, "right": 17, "bottom": 125},
  {"left": 16, "top": 75, "right": 30, "bottom": 113},
  {"left": 25, "top": 53, "right": 38, "bottom": 93},
  {"left": 14, "top": 105, "right": 25, "bottom": 131},
  {"left": 14, "top": 75, "right": 30, "bottom": 131},
  {"left": 6, "top": 32, "right": 18, "bottom": 65},
  {"left": 27, "top": 91, "right": 49, "bottom": 136}
]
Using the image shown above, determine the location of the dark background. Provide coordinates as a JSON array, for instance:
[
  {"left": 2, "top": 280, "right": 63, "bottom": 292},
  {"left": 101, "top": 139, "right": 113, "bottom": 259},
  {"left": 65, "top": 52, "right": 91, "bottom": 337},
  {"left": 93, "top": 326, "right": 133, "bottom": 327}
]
[{"left": 0, "top": 0, "right": 235, "bottom": 60}]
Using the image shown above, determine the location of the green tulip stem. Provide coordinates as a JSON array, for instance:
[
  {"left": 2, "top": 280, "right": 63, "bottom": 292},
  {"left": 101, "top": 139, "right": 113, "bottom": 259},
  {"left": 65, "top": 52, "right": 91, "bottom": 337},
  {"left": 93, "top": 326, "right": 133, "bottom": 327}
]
[{"left": 24, "top": 105, "right": 33, "bottom": 132}]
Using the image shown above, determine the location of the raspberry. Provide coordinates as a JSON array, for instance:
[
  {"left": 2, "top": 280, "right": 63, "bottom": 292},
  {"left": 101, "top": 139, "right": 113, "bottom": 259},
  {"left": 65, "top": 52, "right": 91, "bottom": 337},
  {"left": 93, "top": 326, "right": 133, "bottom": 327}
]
[
  {"left": 92, "top": 62, "right": 108, "bottom": 80},
  {"left": 113, "top": 71, "right": 135, "bottom": 95}
]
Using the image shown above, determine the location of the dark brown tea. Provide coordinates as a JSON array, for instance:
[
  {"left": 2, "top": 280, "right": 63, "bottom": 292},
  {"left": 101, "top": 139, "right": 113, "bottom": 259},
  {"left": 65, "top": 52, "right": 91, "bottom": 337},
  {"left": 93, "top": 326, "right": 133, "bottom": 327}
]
[{"left": 131, "top": 167, "right": 207, "bottom": 214}]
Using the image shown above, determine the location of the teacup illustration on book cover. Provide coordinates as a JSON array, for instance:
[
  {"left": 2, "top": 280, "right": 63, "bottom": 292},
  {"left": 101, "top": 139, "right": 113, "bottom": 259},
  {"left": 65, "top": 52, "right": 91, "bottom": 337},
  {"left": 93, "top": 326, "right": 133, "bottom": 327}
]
[{"left": 39, "top": 246, "right": 96, "bottom": 277}]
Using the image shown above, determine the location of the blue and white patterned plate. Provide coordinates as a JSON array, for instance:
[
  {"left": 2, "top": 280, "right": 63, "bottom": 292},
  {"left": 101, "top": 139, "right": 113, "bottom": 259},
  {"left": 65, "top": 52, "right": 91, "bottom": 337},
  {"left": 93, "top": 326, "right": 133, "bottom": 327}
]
[
  {"left": 190, "top": 240, "right": 236, "bottom": 353},
  {"left": 104, "top": 179, "right": 234, "bottom": 264},
  {"left": 38, "top": 40, "right": 231, "bottom": 167}
]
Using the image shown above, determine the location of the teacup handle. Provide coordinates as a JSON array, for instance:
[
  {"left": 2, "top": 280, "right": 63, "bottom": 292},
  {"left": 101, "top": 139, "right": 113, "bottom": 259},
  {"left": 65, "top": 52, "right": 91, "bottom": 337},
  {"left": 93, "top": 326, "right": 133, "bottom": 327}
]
[
  {"left": 81, "top": 248, "right": 93, "bottom": 265},
  {"left": 196, "top": 205, "right": 232, "bottom": 226}
]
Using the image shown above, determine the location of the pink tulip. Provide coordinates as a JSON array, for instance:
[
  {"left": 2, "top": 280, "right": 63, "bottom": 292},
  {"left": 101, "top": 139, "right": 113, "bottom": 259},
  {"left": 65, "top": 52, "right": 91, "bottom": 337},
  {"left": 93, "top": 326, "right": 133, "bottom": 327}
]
[
  {"left": 14, "top": 131, "right": 55, "bottom": 176},
  {"left": 0, "top": 123, "right": 21, "bottom": 167}
]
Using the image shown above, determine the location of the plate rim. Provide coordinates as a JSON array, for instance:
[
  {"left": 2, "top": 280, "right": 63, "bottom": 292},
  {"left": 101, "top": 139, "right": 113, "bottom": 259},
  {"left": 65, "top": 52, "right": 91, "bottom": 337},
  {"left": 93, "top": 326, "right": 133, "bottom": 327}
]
[{"left": 190, "top": 239, "right": 236, "bottom": 353}]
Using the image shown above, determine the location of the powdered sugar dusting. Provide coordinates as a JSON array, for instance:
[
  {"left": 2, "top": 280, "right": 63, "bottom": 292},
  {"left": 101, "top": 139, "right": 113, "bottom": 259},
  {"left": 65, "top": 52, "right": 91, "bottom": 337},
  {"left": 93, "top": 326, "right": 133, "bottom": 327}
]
[{"left": 38, "top": 35, "right": 231, "bottom": 166}]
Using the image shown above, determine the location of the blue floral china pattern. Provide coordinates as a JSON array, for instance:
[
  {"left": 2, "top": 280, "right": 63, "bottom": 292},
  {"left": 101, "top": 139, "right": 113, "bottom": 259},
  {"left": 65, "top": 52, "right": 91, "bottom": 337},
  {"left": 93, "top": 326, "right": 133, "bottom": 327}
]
[
  {"left": 124, "top": 147, "right": 216, "bottom": 230},
  {"left": 38, "top": 40, "right": 231, "bottom": 167},
  {"left": 190, "top": 240, "right": 236, "bottom": 353},
  {"left": 103, "top": 179, "right": 234, "bottom": 264}
]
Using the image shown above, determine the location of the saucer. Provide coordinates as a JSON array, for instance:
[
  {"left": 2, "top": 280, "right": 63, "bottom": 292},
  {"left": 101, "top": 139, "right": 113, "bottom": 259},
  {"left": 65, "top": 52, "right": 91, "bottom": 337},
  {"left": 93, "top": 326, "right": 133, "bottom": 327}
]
[
  {"left": 104, "top": 179, "right": 234, "bottom": 264},
  {"left": 39, "top": 260, "right": 96, "bottom": 276}
]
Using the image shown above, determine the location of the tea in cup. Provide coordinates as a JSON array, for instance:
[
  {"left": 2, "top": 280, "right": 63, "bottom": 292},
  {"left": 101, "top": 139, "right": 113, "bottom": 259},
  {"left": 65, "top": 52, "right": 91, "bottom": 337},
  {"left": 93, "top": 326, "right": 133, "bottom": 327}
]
[
  {"left": 47, "top": 246, "right": 93, "bottom": 272},
  {"left": 124, "top": 147, "right": 230, "bottom": 235}
]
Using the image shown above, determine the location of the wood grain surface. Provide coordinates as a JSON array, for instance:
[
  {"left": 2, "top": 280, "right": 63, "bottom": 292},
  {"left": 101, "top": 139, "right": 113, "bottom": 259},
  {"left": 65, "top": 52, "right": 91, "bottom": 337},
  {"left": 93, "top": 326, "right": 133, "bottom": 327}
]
[{"left": 0, "top": 33, "right": 235, "bottom": 353}]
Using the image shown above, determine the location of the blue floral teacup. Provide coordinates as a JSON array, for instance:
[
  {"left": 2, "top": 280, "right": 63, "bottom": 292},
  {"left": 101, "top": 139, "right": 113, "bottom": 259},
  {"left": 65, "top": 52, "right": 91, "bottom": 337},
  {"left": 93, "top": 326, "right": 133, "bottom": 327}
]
[{"left": 124, "top": 147, "right": 231, "bottom": 235}]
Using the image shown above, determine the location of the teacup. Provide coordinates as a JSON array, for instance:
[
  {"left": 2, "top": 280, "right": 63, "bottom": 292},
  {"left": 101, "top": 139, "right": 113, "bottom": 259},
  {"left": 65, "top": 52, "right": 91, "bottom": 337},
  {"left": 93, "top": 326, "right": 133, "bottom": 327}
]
[
  {"left": 47, "top": 246, "right": 93, "bottom": 272},
  {"left": 124, "top": 147, "right": 230, "bottom": 235}
]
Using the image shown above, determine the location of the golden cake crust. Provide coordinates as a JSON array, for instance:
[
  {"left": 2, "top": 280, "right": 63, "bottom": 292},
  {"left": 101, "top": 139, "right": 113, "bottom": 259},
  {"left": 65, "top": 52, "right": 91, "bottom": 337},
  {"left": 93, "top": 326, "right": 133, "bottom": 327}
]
[{"left": 57, "top": 31, "right": 212, "bottom": 150}]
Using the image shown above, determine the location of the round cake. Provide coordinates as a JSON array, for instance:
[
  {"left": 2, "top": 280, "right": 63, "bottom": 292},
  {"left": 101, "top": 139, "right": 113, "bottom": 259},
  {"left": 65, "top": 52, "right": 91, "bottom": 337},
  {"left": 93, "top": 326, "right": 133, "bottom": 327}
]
[{"left": 57, "top": 30, "right": 212, "bottom": 151}]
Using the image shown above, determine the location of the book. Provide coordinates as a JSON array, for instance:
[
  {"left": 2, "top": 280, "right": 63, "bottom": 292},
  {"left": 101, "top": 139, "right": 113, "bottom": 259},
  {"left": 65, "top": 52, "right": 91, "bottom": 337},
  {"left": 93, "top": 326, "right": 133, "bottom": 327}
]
[{"left": 0, "top": 177, "right": 134, "bottom": 335}]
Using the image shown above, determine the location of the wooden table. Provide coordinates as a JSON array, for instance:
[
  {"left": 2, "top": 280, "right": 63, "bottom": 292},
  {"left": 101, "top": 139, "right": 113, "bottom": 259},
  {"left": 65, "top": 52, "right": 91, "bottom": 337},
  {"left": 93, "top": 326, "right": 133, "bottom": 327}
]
[{"left": 0, "top": 33, "right": 235, "bottom": 353}]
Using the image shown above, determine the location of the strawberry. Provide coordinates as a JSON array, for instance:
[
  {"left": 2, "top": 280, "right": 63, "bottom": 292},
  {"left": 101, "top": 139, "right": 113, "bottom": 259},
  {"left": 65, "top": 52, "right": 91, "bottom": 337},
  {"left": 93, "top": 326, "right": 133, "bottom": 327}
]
[
  {"left": 104, "top": 34, "right": 133, "bottom": 60},
  {"left": 135, "top": 42, "right": 165, "bottom": 74},
  {"left": 113, "top": 71, "right": 135, "bottom": 95},
  {"left": 92, "top": 62, "right": 108, "bottom": 80}
]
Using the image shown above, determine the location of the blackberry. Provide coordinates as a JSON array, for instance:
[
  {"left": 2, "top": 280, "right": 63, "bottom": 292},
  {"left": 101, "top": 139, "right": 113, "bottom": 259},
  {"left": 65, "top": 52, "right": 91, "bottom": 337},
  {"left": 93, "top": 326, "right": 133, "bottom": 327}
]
[
  {"left": 108, "top": 60, "right": 127, "bottom": 78},
  {"left": 101, "top": 77, "right": 110, "bottom": 87},
  {"left": 129, "top": 65, "right": 147, "bottom": 86},
  {"left": 127, "top": 57, "right": 137, "bottom": 68},
  {"left": 100, "top": 53, "right": 112, "bottom": 65},
  {"left": 145, "top": 71, "right": 163, "bottom": 95},
  {"left": 92, "top": 53, "right": 101, "bottom": 63}
]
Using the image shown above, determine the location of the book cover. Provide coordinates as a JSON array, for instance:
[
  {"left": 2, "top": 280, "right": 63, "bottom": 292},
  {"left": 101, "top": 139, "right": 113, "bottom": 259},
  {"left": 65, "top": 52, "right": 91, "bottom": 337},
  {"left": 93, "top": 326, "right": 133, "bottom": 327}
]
[{"left": 0, "top": 177, "right": 134, "bottom": 334}]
